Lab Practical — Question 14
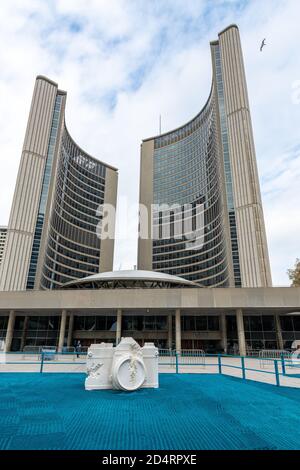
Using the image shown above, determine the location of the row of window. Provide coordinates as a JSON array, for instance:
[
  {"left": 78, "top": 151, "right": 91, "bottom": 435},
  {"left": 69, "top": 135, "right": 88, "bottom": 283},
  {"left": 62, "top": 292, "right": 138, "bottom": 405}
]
[
  {"left": 48, "top": 228, "right": 100, "bottom": 258},
  {"left": 50, "top": 210, "right": 100, "bottom": 249},
  {"left": 45, "top": 248, "right": 99, "bottom": 274},
  {"left": 74, "top": 316, "right": 117, "bottom": 331},
  {"left": 48, "top": 236, "right": 99, "bottom": 267},
  {"left": 5, "top": 314, "right": 299, "bottom": 335},
  {"left": 5, "top": 314, "right": 300, "bottom": 351},
  {"left": 63, "top": 128, "right": 106, "bottom": 180},
  {"left": 63, "top": 154, "right": 106, "bottom": 191},
  {"left": 181, "top": 316, "right": 219, "bottom": 331},
  {"left": 154, "top": 138, "right": 218, "bottom": 206},
  {"left": 155, "top": 261, "right": 228, "bottom": 281}
]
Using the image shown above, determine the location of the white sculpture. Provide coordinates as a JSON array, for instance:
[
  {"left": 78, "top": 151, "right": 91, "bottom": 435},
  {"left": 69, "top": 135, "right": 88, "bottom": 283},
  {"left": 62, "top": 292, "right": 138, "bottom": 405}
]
[{"left": 85, "top": 337, "right": 159, "bottom": 391}]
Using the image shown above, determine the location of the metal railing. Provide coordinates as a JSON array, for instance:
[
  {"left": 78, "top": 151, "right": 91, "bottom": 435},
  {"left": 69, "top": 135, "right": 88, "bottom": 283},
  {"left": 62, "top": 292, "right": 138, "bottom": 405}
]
[
  {"left": 259, "top": 349, "right": 291, "bottom": 368},
  {"left": 22, "top": 346, "right": 41, "bottom": 360},
  {"left": 158, "top": 349, "right": 175, "bottom": 366},
  {"left": 38, "top": 352, "right": 85, "bottom": 372},
  {"left": 62, "top": 346, "right": 75, "bottom": 353},
  {"left": 1, "top": 350, "right": 300, "bottom": 388},
  {"left": 245, "top": 349, "right": 261, "bottom": 357},
  {"left": 179, "top": 349, "right": 205, "bottom": 363},
  {"left": 159, "top": 351, "right": 300, "bottom": 386},
  {"left": 158, "top": 349, "right": 205, "bottom": 368}
]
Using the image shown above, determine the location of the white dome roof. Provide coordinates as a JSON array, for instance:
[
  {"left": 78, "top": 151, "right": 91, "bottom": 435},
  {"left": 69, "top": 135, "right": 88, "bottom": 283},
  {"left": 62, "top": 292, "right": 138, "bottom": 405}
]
[{"left": 63, "top": 270, "right": 198, "bottom": 289}]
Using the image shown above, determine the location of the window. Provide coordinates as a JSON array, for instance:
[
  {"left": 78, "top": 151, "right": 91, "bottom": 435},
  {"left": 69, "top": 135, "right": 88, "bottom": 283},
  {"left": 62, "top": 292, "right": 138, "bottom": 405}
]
[
  {"left": 244, "top": 315, "right": 277, "bottom": 351},
  {"left": 195, "top": 317, "right": 207, "bottom": 330},
  {"left": 208, "top": 316, "right": 219, "bottom": 331}
]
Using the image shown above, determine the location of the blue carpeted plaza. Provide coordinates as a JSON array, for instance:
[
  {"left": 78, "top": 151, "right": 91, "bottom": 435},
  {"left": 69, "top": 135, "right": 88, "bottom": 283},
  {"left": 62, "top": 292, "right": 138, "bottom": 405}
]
[{"left": 0, "top": 373, "right": 300, "bottom": 450}]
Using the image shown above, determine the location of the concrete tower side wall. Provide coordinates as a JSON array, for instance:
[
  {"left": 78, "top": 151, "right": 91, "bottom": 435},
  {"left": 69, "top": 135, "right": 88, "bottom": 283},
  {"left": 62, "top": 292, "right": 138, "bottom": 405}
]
[
  {"left": 0, "top": 78, "right": 57, "bottom": 291},
  {"left": 137, "top": 139, "right": 154, "bottom": 271},
  {"left": 99, "top": 167, "right": 118, "bottom": 273},
  {"left": 219, "top": 26, "right": 272, "bottom": 287}
]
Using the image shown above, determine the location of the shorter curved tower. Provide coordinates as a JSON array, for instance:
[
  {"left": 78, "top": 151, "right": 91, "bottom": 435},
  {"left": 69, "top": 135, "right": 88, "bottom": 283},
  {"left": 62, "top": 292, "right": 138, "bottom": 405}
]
[
  {"left": 0, "top": 76, "right": 118, "bottom": 291},
  {"left": 138, "top": 25, "right": 272, "bottom": 288}
]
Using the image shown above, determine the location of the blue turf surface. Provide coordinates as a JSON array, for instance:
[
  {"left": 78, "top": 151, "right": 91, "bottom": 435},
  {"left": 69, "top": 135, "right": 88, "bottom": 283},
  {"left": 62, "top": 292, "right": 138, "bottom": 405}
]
[{"left": 0, "top": 373, "right": 300, "bottom": 450}]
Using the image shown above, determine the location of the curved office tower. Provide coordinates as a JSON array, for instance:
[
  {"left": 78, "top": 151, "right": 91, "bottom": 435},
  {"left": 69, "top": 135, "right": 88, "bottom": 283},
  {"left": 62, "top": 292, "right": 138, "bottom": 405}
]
[
  {"left": 138, "top": 25, "right": 272, "bottom": 287},
  {"left": 0, "top": 76, "right": 118, "bottom": 291}
]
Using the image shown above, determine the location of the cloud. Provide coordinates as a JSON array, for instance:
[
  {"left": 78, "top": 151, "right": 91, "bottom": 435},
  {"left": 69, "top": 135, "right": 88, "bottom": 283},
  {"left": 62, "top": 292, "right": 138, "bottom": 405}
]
[
  {"left": 0, "top": 0, "right": 299, "bottom": 285},
  {"left": 261, "top": 144, "right": 300, "bottom": 285}
]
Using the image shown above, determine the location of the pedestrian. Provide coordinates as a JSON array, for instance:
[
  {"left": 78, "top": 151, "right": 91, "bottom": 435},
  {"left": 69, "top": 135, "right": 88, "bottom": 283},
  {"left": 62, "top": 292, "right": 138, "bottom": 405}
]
[{"left": 76, "top": 340, "right": 82, "bottom": 358}]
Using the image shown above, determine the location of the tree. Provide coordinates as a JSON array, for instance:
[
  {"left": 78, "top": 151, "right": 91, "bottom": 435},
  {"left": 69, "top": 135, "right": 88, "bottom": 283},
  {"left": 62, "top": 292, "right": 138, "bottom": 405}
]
[{"left": 287, "top": 259, "right": 300, "bottom": 287}]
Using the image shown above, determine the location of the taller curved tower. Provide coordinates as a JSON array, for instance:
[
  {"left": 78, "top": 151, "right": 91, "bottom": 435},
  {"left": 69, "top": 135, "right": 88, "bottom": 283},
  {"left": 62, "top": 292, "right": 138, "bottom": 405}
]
[
  {"left": 0, "top": 76, "right": 118, "bottom": 291},
  {"left": 138, "top": 25, "right": 272, "bottom": 287}
]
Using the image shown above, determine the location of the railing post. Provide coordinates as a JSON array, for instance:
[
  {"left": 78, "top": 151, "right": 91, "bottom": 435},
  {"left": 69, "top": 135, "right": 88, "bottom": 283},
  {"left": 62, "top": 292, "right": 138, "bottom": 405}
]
[
  {"left": 274, "top": 359, "right": 280, "bottom": 387},
  {"left": 175, "top": 351, "right": 179, "bottom": 374},
  {"left": 241, "top": 356, "right": 246, "bottom": 380},
  {"left": 218, "top": 354, "right": 222, "bottom": 374},
  {"left": 40, "top": 352, "right": 44, "bottom": 374},
  {"left": 280, "top": 353, "right": 286, "bottom": 376}
]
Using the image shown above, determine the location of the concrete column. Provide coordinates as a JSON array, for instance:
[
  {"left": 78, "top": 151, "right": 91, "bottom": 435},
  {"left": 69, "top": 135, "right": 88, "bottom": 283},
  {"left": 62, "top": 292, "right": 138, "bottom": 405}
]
[
  {"left": 275, "top": 314, "right": 284, "bottom": 350},
  {"left": 175, "top": 309, "right": 181, "bottom": 353},
  {"left": 20, "top": 315, "right": 29, "bottom": 352},
  {"left": 58, "top": 310, "right": 67, "bottom": 352},
  {"left": 236, "top": 309, "right": 246, "bottom": 356},
  {"left": 67, "top": 314, "right": 74, "bottom": 347},
  {"left": 5, "top": 310, "right": 15, "bottom": 352},
  {"left": 220, "top": 314, "right": 227, "bottom": 353},
  {"left": 116, "top": 309, "right": 122, "bottom": 345},
  {"left": 168, "top": 313, "right": 173, "bottom": 349}
]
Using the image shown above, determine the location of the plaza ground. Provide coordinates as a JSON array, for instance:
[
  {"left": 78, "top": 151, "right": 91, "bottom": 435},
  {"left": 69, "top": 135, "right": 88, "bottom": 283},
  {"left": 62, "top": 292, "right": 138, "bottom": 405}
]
[{"left": 0, "top": 373, "right": 300, "bottom": 450}]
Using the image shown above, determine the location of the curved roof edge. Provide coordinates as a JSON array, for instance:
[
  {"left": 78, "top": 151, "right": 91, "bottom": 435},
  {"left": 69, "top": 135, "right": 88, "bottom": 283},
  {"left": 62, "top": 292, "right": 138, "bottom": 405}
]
[
  {"left": 63, "top": 123, "right": 118, "bottom": 173},
  {"left": 142, "top": 84, "right": 213, "bottom": 143},
  {"left": 218, "top": 24, "right": 239, "bottom": 36},
  {"left": 57, "top": 89, "right": 67, "bottom": 96},
  {"left": 62, "top": 269, "right": 200, "bottom": 289},
  {"left": 36, "top": 75, "right": 58, "bottom": 88},
  {"left": 142, "top": 24, "right": 239, "bottom": 144},
  {"left": 35, "top": 75, "right": 118, "bottom": 173},
  {"left": 36, "top": 75, "right": 67, "bottom": 96}
]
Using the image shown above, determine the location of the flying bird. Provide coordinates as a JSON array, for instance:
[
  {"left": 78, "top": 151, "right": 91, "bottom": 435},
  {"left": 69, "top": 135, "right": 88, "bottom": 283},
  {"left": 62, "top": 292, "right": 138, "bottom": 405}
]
[{"left": 260, "top": 38, "right": 266, "bottom": 51}]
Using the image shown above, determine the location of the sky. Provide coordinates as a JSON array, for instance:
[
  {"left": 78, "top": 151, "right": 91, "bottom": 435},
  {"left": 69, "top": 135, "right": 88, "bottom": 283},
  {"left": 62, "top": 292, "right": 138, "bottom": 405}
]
[{"left": 0, "top": 0, "right": 299, "bottom": 286}]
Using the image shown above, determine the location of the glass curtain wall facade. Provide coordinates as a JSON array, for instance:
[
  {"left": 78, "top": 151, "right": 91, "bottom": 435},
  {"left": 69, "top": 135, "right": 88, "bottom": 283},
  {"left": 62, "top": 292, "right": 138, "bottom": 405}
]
[
  {"left": 0, "top": 76, "right": 118, "bottom": 292},
  {"left": 12, "top": 316, "right": 61, "bottom": 351},
  {"left": 226, "top": 315, "right": 291, "bottom": 352},
  {"left": 138, "top": 25, "right": 272, "bottom": 288},
  {"left": 7, "top": 312, "right": 298, "bottom": 352},
  {"left": 280, "top": 316, "right": 300, "bottom": 349},
  {"left": 213, "top": 44, "right": 241, "bottom": 286},
  {"left": 0, "top": 317, "right": 8, "bottom": 343},
  {"left": 151, "top": 93, "right": 230, "bottom": 286}
]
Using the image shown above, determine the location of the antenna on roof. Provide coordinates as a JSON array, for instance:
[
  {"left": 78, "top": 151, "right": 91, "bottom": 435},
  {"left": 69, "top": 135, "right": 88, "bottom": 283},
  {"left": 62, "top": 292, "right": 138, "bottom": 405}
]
[{"left": 159, "top": 114, "right": 162, "bottom": 135}]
